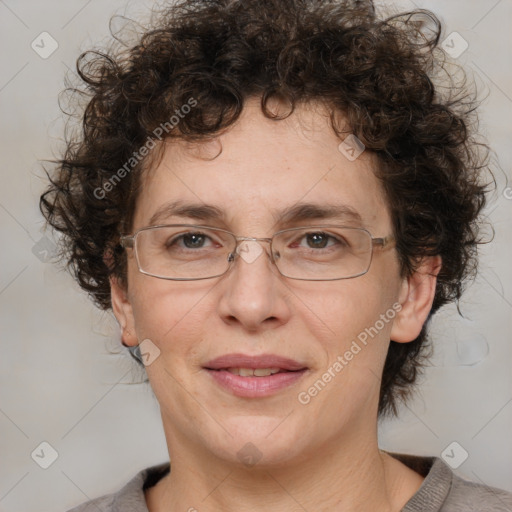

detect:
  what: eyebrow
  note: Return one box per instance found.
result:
[148,200,363,227]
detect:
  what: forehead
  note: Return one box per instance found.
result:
[133,98,391,234]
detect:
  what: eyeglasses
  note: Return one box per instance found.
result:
[120,224,395,281]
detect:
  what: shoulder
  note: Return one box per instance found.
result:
[444,472,512,512]
[65,462,170,512]
[387,451,512,512]
[66,494,114,512]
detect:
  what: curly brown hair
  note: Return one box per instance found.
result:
[39,0,491,417]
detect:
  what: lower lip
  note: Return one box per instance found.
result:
[204,369,308,397]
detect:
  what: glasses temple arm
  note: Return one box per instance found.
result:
[372,234,395,248]
[119,235,134,249]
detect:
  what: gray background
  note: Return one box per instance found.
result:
[0,1,511,511]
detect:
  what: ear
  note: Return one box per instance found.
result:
[110,275,138,347]
[390,255,442,343]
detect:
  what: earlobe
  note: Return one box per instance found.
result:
[110,275,138,347]
[390,256,442,343]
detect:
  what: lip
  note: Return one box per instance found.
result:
[203,353,308,398]
[203,353,307,371]
[205,369,308,397]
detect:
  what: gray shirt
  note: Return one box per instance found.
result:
[66,452,512,511]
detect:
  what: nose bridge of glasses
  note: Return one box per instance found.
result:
[234,236,273,243]
[230,235,279,266]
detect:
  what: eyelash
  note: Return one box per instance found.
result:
[167,231,345,251]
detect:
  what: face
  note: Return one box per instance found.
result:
[112,97,432,468]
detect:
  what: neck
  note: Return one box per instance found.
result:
[146,420,423,512]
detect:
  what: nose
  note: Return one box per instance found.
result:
[216,238,291,332]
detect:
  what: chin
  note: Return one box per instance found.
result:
[205,416,308,468]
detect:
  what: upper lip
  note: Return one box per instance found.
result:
[203,353,307,371]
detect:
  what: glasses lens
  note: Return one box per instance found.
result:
[135,226,234,279]
[273,226,372,280]
[133,225,373,280]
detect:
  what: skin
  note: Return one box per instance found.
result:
[111,96,441,512]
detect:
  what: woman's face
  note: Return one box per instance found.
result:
[113,98,410,467]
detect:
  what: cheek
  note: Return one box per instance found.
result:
[128,275,211,354]
[300,283,397,405]
[310,278,396,348]
[302,277,399,407]
[294,298,396,437]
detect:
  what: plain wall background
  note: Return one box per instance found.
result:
[0,1,511,511]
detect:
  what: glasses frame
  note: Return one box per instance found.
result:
[120,223,395,281]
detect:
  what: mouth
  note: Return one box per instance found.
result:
[203,354,308,397]
[220,367,289,376]
[204,353,307,371]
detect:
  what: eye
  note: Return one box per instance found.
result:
[304,232,335,249]
[292,231,346,250]
[167,231,216,250]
